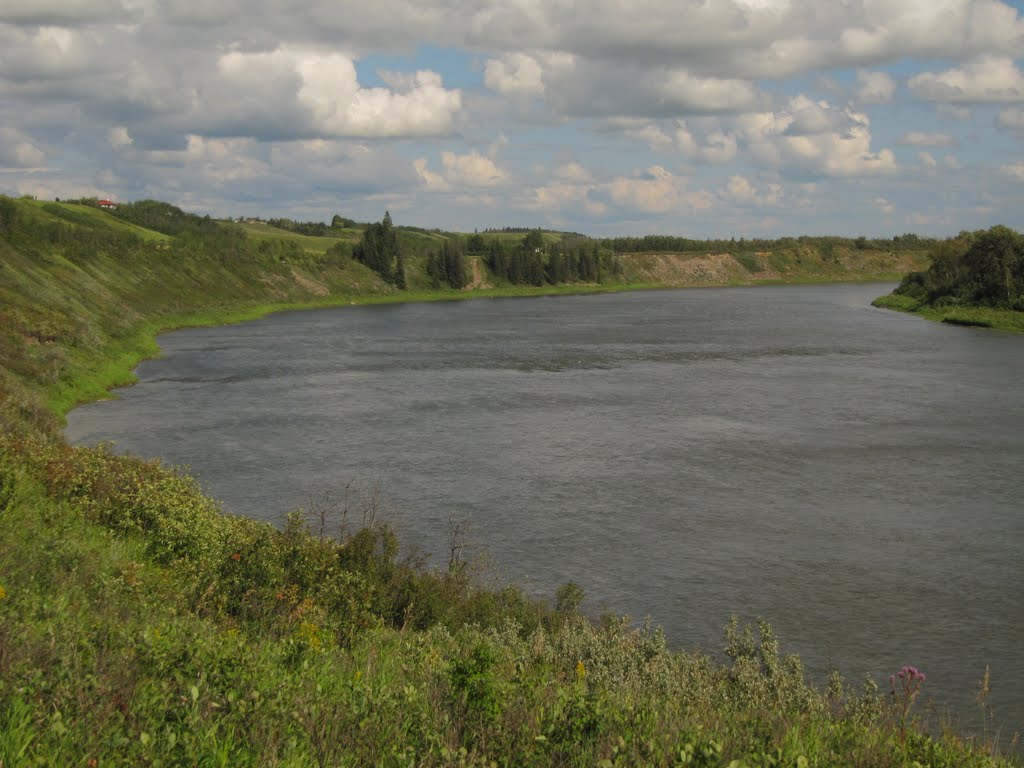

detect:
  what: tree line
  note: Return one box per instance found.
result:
[895,225,1024,310]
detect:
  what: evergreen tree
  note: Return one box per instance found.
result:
[353,212,401,284]
[394,250,407,290]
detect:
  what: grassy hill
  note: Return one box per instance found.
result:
[0,194,1012,766]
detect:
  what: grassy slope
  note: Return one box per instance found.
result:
[236,220,354,252]
[23,200,173,242]
[1,197,1015,766]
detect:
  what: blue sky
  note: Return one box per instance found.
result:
[2,0,1024,238]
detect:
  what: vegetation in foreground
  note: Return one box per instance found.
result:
[0,194,1018,765]
[873,226,1024,332]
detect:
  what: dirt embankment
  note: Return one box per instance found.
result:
[464,256,492,290]
[619,247,930,287]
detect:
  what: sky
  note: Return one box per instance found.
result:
[2,0,1024,238]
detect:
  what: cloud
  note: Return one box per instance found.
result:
[0,126,47,167]
[724,175,783,206]
[208,48,463,139]
[1000,162,1024,181]
[2,0,1024,235]
[0,25,113,84]
[740,96,897,178]
[605,165,715,214]
[856,70,895,104]
[909,55,1024,103]
[622,120,739,164]
[484,53,545,96]
[531,58,767,119]
[657,71,764,114]
[897,132,957,147]
[0,0,130,26]
[551,162,594,183]
[872,196,895,214]
[996,107,1024,133]
[530,181,608,217]
[415,151,510,191]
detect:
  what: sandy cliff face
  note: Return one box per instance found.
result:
[619,247,930,286]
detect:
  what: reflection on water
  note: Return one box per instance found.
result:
[67,284,1024,738]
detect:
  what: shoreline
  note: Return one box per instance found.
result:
[871,293,1024,333]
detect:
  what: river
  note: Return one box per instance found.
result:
[66,283,1024,738]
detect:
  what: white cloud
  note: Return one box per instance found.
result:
[909,55,1024,103]
[440,151,508,187]
[873,196,895,214]
[416,151,509,190]
[625,120,738,164]
[108,126,133,149]
[856,70,895,104]
[605,165,716,214]
[552,162,593,183]
[657,71,763,114]
[484,53,545,96]
[740,96,897,178]
[217,48,462,139]
[3,0,1024,235]
[898,132,957,147]
[531,181,608,217]
[725,175,783,206]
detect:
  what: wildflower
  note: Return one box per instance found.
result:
[230,552,241,561]
[0,583,6,600]
[575,660,586,679]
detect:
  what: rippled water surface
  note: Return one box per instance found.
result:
[67,284,1024,735]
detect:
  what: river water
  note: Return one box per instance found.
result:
[66,284,1024,737]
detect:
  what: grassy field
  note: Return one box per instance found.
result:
[1,194,1017,766]
[236,220,355,252]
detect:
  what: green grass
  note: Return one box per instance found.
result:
[872,293,1024,332]
[236,221,354,253]
[23,199,173,242]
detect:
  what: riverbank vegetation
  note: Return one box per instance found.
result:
[873,226,1024,332]
[1,193,1017,765]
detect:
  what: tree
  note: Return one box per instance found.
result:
[895,226,1024,310]
[466,233,485,253]
[353,212,401,284]
[427,237,468,289]
[522,229,545,253]
[0,195,18,237]
[394,251,407,290]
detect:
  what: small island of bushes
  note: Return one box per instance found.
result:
[874,225,1024,332]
